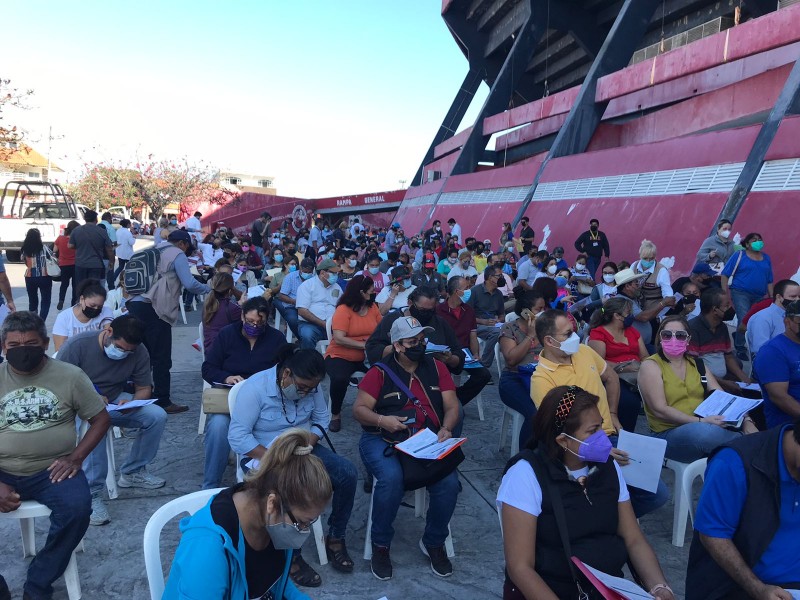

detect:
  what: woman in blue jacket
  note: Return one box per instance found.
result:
[162,428,332,600]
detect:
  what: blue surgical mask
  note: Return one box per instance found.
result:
[274,254,283,262]
[288,265,297,272]
[640,259,655,269]
[461,289,472,303]
[403,278,412,289]
[368,266,380,275]
[328,252,336,259]
[327,272,339,285]
[169,219,177,226]
[104,341,130,361]
[556,276,569,288]
[300,271,313,280]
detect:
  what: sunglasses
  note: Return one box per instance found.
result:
[660,330,689,341]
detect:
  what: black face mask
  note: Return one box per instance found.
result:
[82,306,102,319]
[683,294,699,304]
[403,344,427,362]
[590,225,599,232]
[6,346,46,372]
[721,306,736,321]
[623,314,636,329]
[410,306,435,325]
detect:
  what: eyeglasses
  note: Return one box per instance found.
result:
[286,509,319,532]
[660,330,689,341]
[291,375,318,396]
[244,318,265,327]
[402,337,427,348]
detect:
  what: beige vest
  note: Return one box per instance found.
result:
[143,245,183,325]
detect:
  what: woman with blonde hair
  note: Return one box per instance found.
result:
[202,272,241,352]
[163,428,333,600]
[631,239,673,312]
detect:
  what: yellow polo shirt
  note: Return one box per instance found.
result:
[530,344,615,436]
[473,254,488,273]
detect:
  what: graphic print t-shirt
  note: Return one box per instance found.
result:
[0,359,105,476]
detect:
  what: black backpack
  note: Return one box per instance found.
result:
[124,247,161,296]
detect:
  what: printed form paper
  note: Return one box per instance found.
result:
[395,428,466,460]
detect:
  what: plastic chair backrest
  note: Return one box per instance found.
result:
[325,316,333,341]
[143,488,224,600]
[227,379,247,415]
[198,322,205,360]
[505,312,518,323]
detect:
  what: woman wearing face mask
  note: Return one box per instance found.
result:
[498,386,675,600]
[587,297,649,432]
[269,255,296,296]
[438,249,459,277]
[52,279,113,352]
[570,254,595,295]
[540,257,559,280]
[499,288,547,442]
[336,249,359,290]
[353,316,462,581]
[21,227,53,321]
[695,219,736,267]
[324,275,382,432]
[446,249,477,281]
[358,253,390,295]
[500,222,514,246]
[163,428,333,600]
[201,298,289,491]
[202,273,241,353]
[228,346,357,587]
[721,232,774,361]
[638,316,758,463]
[631,240,674,313]
[233,254,260,295]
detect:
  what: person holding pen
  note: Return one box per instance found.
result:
[638,315,758,463]
[498,385,675,600]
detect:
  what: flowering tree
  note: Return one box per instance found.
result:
[0,78,34,161]
[70,156,237,220]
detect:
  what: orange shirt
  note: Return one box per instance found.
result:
[325,304,382,362]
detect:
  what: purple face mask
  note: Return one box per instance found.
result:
[564,431,612,463]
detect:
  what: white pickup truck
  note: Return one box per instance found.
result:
[0,180,88,262]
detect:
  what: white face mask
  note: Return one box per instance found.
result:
[575,263,586,271]
[547,265,557,275]
[554,332,581,356]
[603,273,616,284]
[719,229,731,239]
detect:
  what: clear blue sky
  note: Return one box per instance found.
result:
[4,0,487,197]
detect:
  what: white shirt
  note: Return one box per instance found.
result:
[296,276,340,322]
[309,226,323,248]
[450,223,462,242]
[447,264,478,281]
[115,227,136,260]
[52,306,114,338]
[198,243,224,267]
[632,260,674,298]
[350,223,363,238]
[185,216,203,243]
[496,459,629,518]
[376,284,415,311]
[598,283,618,300]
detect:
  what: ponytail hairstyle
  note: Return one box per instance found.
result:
[244,428,332,512]
[203,272,235,325]
[588,296,630,330]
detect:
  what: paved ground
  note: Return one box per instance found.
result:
[0,248,695,600]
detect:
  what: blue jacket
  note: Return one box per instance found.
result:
[162,493,308,600]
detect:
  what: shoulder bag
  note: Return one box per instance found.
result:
[44,246,61,279]
[375,362,464,491]
[726,251,744,287]
[202,385,231,414]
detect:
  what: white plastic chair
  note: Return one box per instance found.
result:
[143,488,223,600]
[363,477,454,560]
[0,500,83,599]
[178,288,188,325]
[315,317,333,356]
[227,380,327,566]
[198,322,210,435]
[663,457,708,547]
[499,406,524,458]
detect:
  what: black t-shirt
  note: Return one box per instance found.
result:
[520,226,535,252]
[211,485,284,599]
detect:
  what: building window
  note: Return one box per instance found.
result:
[28,172,40,178]
[225,177,241,185]
[257,179,273,188]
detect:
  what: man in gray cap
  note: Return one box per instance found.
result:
[126,229,211,413]
[296,257,341,349]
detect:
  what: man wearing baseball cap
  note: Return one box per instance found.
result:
[411,252,445,296]
[296,257,341,349]
[126,229,211,413]
[615,268,675,347]
[376,265,416,315]
[354,315,462,580]
[672,262,717,295]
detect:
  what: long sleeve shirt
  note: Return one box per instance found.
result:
[746,302,786,354]
[202,322,288,384]
[574,230,610,258]
[228,366,330,455]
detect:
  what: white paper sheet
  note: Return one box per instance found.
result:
[694,390,762,423]
[106,398,158,412]
[425,343,450,354]
[736,381,761,392]
[583,563,653,599]
[247,285,266,298]
[786,590,800,599]
[394,428,466,460]
[616,430,667,494]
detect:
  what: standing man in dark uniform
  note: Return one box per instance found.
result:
[574,218,610,281]
[518,216,535,255]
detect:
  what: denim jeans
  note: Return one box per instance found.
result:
[586,255,601,281]
[475,325,501,367]
[730,288,763,354]
[203,413,231,489]
[298,321,327,350]
[273,298,299,336]
[359,432,460,548]
[25,275,53,321]
[609,435,670,518]
[652,422,741,463]
[126,301,174,406]
[0,468,91,599]
[111,258,128,287]
[312,444,357,540]
[499,371,536,447]
[83,395,167,495]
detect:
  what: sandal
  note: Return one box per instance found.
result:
[326,537,354,573]
[290,554,321,588]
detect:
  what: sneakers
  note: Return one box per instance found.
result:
[118,469,166,489]
[370,544,392,580]
[90,494,110,526]
[419,539,453,577]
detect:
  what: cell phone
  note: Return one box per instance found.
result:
[520,308,534,321]
[404,416,417,425]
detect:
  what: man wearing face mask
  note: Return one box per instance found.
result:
[574,218,611,280]
[0,312,110,600]
[436,277,491,406]
[747,279,800,356]
[275,257,315,338]
[615,268,675,348]
[58,315,167,526]
[375,266,417,316]
[411,253,445,297]
[688,288,753,393]
[466,265,505,369]
[127,230,211,414]
[423,219,442,247]
[296,258,341,350]
[531,310,670,518]
[517,249,546,290]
